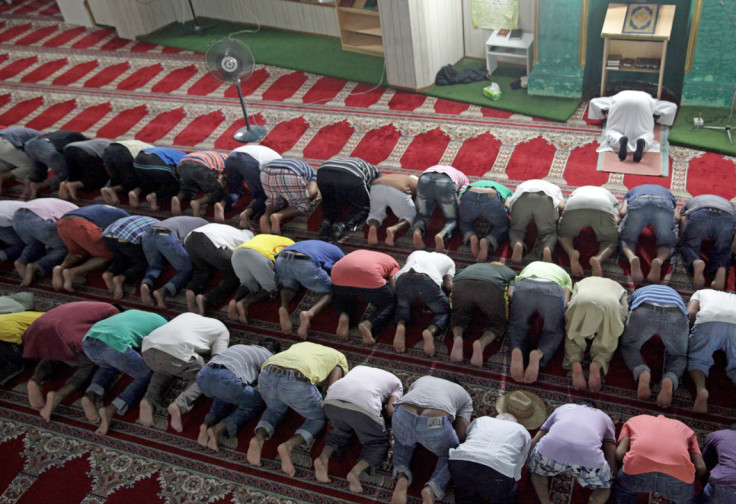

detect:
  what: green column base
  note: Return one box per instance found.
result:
[682,81,736,108]
[528,64,584,98]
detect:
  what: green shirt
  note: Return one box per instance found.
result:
[454,263,517,290]
[263,341,349,384]
[460,180,513,201]
[515,261,573,291]
[84,310,167,352]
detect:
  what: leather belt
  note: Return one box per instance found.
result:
[151,227,172,235]
[265,364,310,382]
[280,251,310,260]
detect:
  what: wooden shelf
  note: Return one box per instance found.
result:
[336,0,383,56]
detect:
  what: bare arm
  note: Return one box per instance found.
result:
[442,274,453,293]
[453,416,470,443]
[687,299,700,327]
[563,288,571,310]
[384,395,400,418]
[529,429,548,454]
[619,200,628,218]
[616,436,631,464]
[507,285,514,298]
[388,276,396,293]
[326,365,344,387]
[692,452,707,478]
[604,441,618,474]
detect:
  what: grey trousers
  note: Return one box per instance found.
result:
[509,192,559,254]
[142,347,204,414]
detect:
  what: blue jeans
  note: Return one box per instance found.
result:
[141,230,193,296]
[680,209,736,275]
[391,406,459,500]
[274,254,332,294]
[619,304,689,388]
[25,138,68,188]
[12,209,67,275]
[224,151,266,215]
[196,365,266,438]
[254,367,325,447]
[412,172,459,240]
[701,483,736,504]
[82,338,151,415]
[507,279,565,368]
[395,273,450,332]
[0,225,25,262]
[619,195,677,256]
[615,470,696,504]
[458,191,509,251]
[688,321,736,383]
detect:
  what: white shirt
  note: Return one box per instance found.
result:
[230,145,282,166]
[141,312,230,361]
[449,416,532,480]
[0,200,25,227]
[564,185,619,216]
[506,179,564,210]
[691,289,736,326]
[324,365,403,417]
[186,223,254,250]
[395,250,456,287]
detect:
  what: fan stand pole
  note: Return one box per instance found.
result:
[233,82,267,143]
[187,0,210,35]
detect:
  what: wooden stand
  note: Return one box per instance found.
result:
[600,3,675,99]
[335,0,383,56]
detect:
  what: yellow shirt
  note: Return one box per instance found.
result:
[234,234,295,262]
[0,311,44,344]
[263,342,349,384]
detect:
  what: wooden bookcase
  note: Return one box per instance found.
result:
[336,0,383,56]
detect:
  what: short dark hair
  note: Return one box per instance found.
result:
[258,337,281,355]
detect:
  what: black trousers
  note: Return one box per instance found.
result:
[184,232,239,310]
[449,459,517,504]
[317,167,370,227]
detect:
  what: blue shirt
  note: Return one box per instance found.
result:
[65,204,129,228]
[623,184,676,208]
[264,158,317,183]
[142,147,187,167]
[0,127,41,148]
[103,216,159,244]
[278,240,344,271]
[628,285,687,315]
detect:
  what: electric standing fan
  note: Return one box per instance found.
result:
[204,38,267,143]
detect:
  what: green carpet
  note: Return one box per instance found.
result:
[669,105,736,157]
[142,19,579,122]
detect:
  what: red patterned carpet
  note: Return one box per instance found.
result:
[0,1,735,503]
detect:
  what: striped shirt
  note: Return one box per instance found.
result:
[207,344,273,385]
[180,151,228,173]
[704,429,736,486]
[319,157,381,193]
[103,215,159,244]
[628,285,686,315]
[263,158,317,183]
[423,165,470,194]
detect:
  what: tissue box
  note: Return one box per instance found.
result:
[483,84,502,101]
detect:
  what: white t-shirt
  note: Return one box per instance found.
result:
[506,179,565,210]
[449,416,531,480]
[691,289,736,325]
[395,250,456,287]
[186,223,254,250]
[564,185,619,216]
[142,312,230,362]
[324,365,403,417]
[231,145,282,167]
[0,200,25,227]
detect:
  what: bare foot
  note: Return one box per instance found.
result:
[542,246,553,263]
[589,256,603,277]
[469,234,479,259]
[391,476,409,504]
[28,180,40,200]
[95,405,116,435]
[270,214,281,235]
[336,313,350,340]
[385,227,396,247]
[101,187,120,206]
[347,470,364,493]
[168,403,183,432]
[657,377,674,408]
[450,337,464,363]
[412,229,424,249]
[510,348,524,382]
[367,225,378,245]
[511,242,523,263]
[570,250,584,278]
[67,183,79,201]
[279,306,293,334]
[139,398,155,428]
[140,283,154,306]
[102,271,115,293]
[692,260,706,289]
[572,361,587,391]
[39,391,58,422]
[434,233,446,253]
[358,321,375,345]
[246,437,263,466]
[171,196,182,216]
[14,259,27,280]
[214,202,225,223]
[112,275,125,299]
[146,193,159,211]
[477,238,489,263]
[637,370,652,400]
[421,329,435,357]
[21,262,38,287]
[297,311,311,340]
[185,290,197,313]
[421,486,436,504]
[62,268,75,292]
[470,340,486,367]
[712,267,727,291]
[81,396,100,424]
[51,265,64,290]
[277,443,296,477]
[236,300,248,324]
[195,294,206,316]
[588,362,602,393]
[190,200,204,217]
[227,300,239,320]
[206,427,220,451]
[58,181,70,200]
[314,457,330,483]
[239,211,253,230]
[197,424,210,448]
[647,258,662,283]
[393,324,406,353]
[27,379,45,409]
[153,288,167,309]
[523,349,542,383]
[693,388,709,413]
[128,190,140,208]
[629,256,643,284]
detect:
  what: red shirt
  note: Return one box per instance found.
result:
[331,250,399,289]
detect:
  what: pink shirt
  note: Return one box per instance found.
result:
[23,198,78,222]
[331,250,399,289]
[619,415,701,483]
[423,165,470,194]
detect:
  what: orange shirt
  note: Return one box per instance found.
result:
[331,250,399,289]
[619,415,701,483]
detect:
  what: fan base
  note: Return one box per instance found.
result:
[234,125,267,143]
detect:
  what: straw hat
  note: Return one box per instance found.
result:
[495,390,547,430]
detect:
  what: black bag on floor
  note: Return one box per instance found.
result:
[435,64,487,85]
